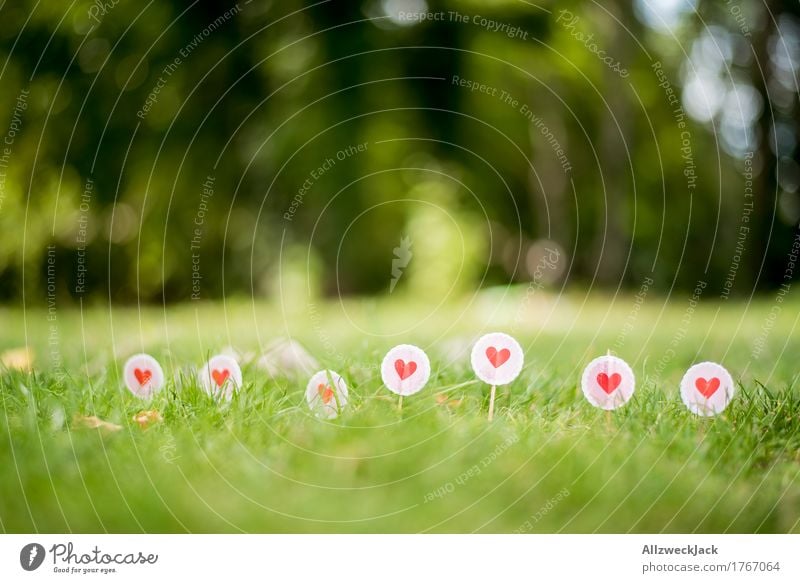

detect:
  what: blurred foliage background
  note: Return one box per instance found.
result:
[0,0,798,304]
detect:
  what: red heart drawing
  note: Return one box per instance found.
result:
[134,368,152,386]
[695,377,720,398]
[318,383,335,404]
[394,359,417,380]
[596,372,622,394]
[211,369,230,387]
[486,347,511,368]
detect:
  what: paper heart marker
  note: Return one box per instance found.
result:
[394,359,418,380]
[211,368,230,387]
[471,332,524,421]
[382,345,431,409]
[317,383,335,404]
[596,372,622,394]
[123,354,165,398]
[199,355,242,401]
[134,368,152,387]
[486,346,511,368]
[306,370,349,419]
[581,355,635,410]
[471,333,524,386]
[695,376,720,398]
[680,362,735,416]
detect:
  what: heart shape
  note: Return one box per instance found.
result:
[486,347,511,368]
[134,368,152,386]
[394,359,417,380]
[695,377,720,398]
[211,369,230,387]
[317,383,335,404]
[596,372,622,394]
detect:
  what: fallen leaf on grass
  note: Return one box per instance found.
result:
[132,410,163,429]
[73,415,122,433]
[435,393,463,408]
[1,347,34,371]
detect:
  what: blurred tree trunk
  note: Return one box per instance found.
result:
[592,0,634,285]
[748,0,800,288]
[749,11,775,289]
[527,79,570,249]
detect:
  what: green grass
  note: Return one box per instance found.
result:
[1,289,799,533]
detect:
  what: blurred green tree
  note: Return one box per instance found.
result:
[0,0,796,304]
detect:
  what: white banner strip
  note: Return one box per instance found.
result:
[1,534,798,582]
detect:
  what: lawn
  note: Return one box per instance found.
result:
[1,288,799,533]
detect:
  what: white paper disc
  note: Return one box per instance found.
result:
[470,332,524,386]
[199,354,243,400]
[680,361,735,416]
[123,353,165,398]
[380,344,431,396]
[306,370,349,419]
[581,355,635,410]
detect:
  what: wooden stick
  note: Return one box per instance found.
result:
[398,395,403,412]
[697,417,707,443]
[488,384,497,422]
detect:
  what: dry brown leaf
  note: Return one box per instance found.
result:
[73,414,122,433]
[1,347,34,371]
[132,410,163,429]
[435,393,463,408]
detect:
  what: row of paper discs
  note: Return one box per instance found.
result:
[123,332,734,419]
